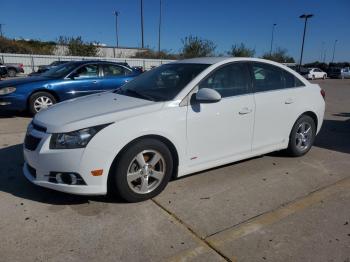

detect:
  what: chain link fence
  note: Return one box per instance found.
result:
[0,53,175,74]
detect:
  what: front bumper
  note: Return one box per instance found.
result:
[23,127,113,195]
[0,93,27,111]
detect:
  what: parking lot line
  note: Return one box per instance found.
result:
[152,199,229,261]
[206,176,350,247]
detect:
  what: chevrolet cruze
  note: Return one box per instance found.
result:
[23,57,325,202]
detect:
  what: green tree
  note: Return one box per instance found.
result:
[262,48,295,63]
[180,35,216,58]
[227,43,255,57]
[57,36,99,57]
[132,49,179,60]
[0,37,55,55]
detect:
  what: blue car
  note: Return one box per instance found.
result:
[0,60,141,114]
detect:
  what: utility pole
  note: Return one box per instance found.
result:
[269,23,276,56]
[299,14,313,69]
[114,11,119,48]
[320,41,325,61]
[158,0,162,55]
[0,23,4,38]
[331,39,338,63]
[140,0,144,48]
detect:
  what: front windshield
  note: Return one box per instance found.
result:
[115,63,209,101]
[41,62,77,78]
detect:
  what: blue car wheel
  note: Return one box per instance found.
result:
[29,91,57,115]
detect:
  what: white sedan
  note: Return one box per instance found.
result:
[307,68,327,80]
[23,57,325,202]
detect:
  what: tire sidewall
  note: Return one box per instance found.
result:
[7,69,16,77]
[288,115,316,156]
[111,139,173,202]
[29,92,56,115]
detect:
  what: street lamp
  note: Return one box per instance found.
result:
[140,0,144,48]
[114,11,119,48]
[269,23,277,56]
[158,0,162,55]
[331,39,338,63]
[299,14,313,69]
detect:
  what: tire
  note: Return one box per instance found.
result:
[110,138,173,202]
[7,68,17,77]
[286,115,316,157]
[28,91,57,115]
[323,74,326,80]
[312,75,315,80]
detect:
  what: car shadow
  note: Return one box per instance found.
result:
[0,110,32,119]
[0,144,126,205]
[314,114,350,154]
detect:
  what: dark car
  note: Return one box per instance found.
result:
[0,66,7,79]
[0,62,24,77]
[0,60,141,114]
[28,61,70,76]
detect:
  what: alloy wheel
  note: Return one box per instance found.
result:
[33,96,53,112]
[126,150,166,194]
[295,122,312,151]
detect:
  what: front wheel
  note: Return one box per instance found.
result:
[29,92,57,115]
[110,138,173,202]
[286,115,316,157]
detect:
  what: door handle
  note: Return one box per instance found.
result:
[285,98,294,104]
[239,107,252,115]
[92,80,98,84]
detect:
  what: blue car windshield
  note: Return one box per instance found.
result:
[115,63,209,101]
[41,63,77,78]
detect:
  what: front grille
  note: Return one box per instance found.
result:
[27,164,37,179]
[24,135,41,151]
[32,122,47,133]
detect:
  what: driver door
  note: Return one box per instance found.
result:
[64,64,101,98]
[186,62,255,167]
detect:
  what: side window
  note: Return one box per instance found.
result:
[74,64,98,79]
[198,63,250,98]
[103,64,126,77]
[283,70,305,88]
[252,63,284,92]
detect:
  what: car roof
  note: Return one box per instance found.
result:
[172,57,288,65]
[65,60,130,67]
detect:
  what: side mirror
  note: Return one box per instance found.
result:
[195,88,221,103]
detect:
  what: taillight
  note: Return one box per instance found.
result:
[320,89,326,100]
[19,64,23,68]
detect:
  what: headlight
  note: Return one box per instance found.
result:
[49,124,110,149]
[0,87,16,95]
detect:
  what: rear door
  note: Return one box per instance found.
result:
[250,62,305,151]
[101,64,136,91]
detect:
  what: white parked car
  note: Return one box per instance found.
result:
[307,68,327,80]
[23,58,326,202]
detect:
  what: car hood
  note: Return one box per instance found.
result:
[34,91,162,133]
[0,76,56,88]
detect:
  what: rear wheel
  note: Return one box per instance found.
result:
[286,115,316,157]
[312,75,316,80]
[7,68,17,77]
[29,92,56,115]
[110,138,173,202]
[323,74,326,80]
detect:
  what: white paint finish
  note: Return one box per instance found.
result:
[23,57,325,195]
[187,94,255,166]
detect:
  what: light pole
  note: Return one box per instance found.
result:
[0,23,4,38]
[269,23,276,55]
[114,11,119,48]
[299,14,313,69]
[158,0,162,55]
[140,0,144,48]
[320,41,325,61]
[331,39,338,63]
